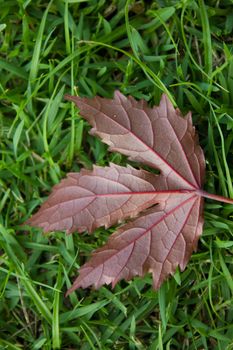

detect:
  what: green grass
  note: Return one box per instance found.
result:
[1,0,233,348]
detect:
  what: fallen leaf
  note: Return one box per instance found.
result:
[26,91,233,294]
[67,193,204,294]
[27,164,164,233]
[65,92,205,189]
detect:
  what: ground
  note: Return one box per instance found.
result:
[1,0,233,349]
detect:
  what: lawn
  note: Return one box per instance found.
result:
[1,0,233,349]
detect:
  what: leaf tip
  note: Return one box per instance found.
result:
[64,94,77,102]
[65,286,75,297]
[113,90,124,100]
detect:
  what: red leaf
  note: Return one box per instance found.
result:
[27,92,233,293]
[65,92,205,189]
[27,164,163,233]
[67,194,204,294]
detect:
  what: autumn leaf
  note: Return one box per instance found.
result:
[67,194,204,294]
[26,91,233,294]
[27,164,165,233]
[65,92,205,189]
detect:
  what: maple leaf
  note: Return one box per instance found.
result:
[27,164,164,233]
[26,91,233,295]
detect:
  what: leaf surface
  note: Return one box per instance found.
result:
[67,194,204,294]
[65,92,205,189]
[27,164,164,233]
[27,92,233,293]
